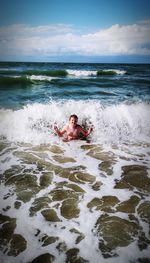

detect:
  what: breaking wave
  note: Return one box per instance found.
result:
[0,100,149,144]
[0,69,126,83]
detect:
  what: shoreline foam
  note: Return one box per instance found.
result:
[0,140,150,263]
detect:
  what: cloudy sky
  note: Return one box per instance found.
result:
[0,0,150,62]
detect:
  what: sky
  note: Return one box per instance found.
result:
[0,0,150,63]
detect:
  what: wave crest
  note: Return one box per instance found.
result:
[97,69,126,75]
[67,69,126,77]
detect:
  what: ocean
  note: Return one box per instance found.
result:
[0,62,150,263]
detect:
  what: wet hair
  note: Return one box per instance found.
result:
[69,114,78,120]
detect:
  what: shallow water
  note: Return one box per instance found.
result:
[0,62,150,262]
[0,140,150,263]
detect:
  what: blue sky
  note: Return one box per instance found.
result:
[0,0,150,62]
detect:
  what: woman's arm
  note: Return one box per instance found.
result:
[79,126,93,137]
[54,125,66,137]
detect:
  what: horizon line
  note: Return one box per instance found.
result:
[0,60,150,65]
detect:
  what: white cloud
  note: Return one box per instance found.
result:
[0,22,150,58]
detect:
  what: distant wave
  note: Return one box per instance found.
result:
[0,76,34,85]
[0,75,59,86]
[0,68,127,80]
[66,69,97,77]
[97,69,126,75]
[0,69,127,86]
[67,69,126,77]
[23,69,68,77]
[29,75,58,81]
[0,69,68,77]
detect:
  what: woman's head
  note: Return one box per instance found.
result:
[69,114,78,120]
[69,114,78,125]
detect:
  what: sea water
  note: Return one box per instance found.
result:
[0,62,150,263]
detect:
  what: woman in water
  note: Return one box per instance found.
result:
[54,114,93,141]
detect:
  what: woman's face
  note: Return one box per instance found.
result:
[69,117,78,127]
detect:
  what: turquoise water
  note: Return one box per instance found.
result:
[0,62,150,109]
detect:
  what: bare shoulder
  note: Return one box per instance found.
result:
[61,124,68,132]
[64,124,69,129]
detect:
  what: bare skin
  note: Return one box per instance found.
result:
[54,116,93,141]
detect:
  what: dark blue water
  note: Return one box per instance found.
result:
[0,62,150,109]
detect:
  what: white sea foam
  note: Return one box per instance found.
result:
[28,75,58,81]
[67,69,126,77]
[0,109,150,263]
[0,138,149,263]
[0,100,149,144]
[67,69,97,77]
[104,69,126,75]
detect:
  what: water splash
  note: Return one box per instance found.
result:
[0,100,149,144]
